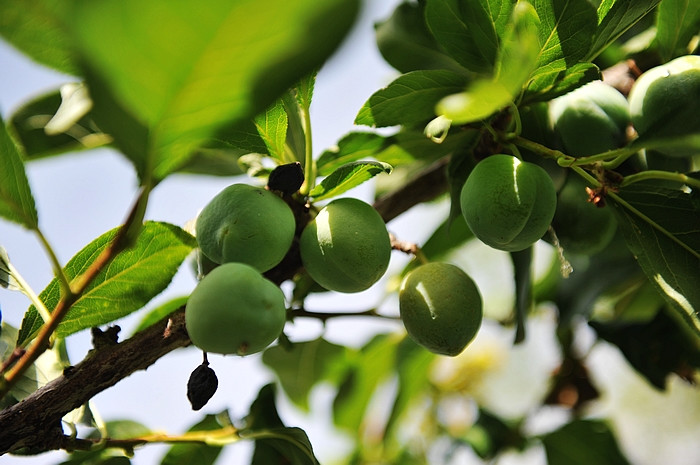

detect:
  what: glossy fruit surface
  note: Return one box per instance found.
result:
[299,198,391,293]
[185,263,286,355]
[549,80,630,157]
[552,176,617,255]
[628,55,700,156]
[195,183,295,272]
[399,262,482,356]
[460,155,556,252]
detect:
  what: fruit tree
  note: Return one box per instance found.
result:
[0,1,699,464]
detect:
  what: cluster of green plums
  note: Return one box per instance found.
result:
[184,55,699,359]
[462,55,700,255]
[185,184,393,356]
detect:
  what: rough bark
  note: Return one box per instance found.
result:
[0,157,450,455]
[0,309,190,455]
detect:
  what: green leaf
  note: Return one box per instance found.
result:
[591,309,700,389]
[131,296,188,336]
[18,221,196,346]
[445,133,480,222]
[0,115,38,229]
[68,0,359,181]
[309,161,393,201]
[511,248,534,343]
[262,338,349,410]
[176,147,246,177]
[0,322,65,410]
[588,0,662,60]
[523,62,601,104]
[213,119,269,155]
[374,0,464,74]
[383,337,434,442]
[437,78,513,124]
[495,0,542,97]
[333,333,399,431]
[656,0,700,62]
[355,70,469,128]
[246,384,320,465]
[542,419,630,465]
[254,100,288,162]
[424,0,503,74]
[8,88,108,161]
[0,0,78,75]
[317,132,389,176]
[611,183,700,339]
[555,232,643,326]
[294,72,317,113]
[534,0,597,68]
[160,415,223,465]
[283,92,307,164]
[250,427,319,465]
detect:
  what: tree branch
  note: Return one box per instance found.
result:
[0,308,190,455]
[0,157,449,457]
[373,157,449,223]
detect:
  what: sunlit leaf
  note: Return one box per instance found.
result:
[523,62,601,104]
[355,70,469,128]
[18,222,196,346]
[437,79,513,125]
[0,115,38,229]
[534,0,597,68]
[68,0,359,181]
[588,0,661,60]
[309,161,392,201]
[254,100,288,161]
[495,0,541,97]
[317,132,388,175]
[611,182,700,339]
[656,0,700,62]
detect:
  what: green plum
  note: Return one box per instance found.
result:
[195,183,295,272]
[549,80,630,157]
[628,55,700,157]
[400,262,482,356]
[185,263,286,355]
[460,155,556,252]
[299,198,391,293]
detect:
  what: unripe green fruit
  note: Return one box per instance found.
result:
[195,183,295,272]
[399,263,482,356]
[552,176,617,255]
[549,80,630,157]
[185,263,286,355]
[460,155,557,252]
[300,198,391,293]
[628,55,700,157]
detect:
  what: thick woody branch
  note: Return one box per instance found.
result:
[0,308,190,455]
[0,156,450,457]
